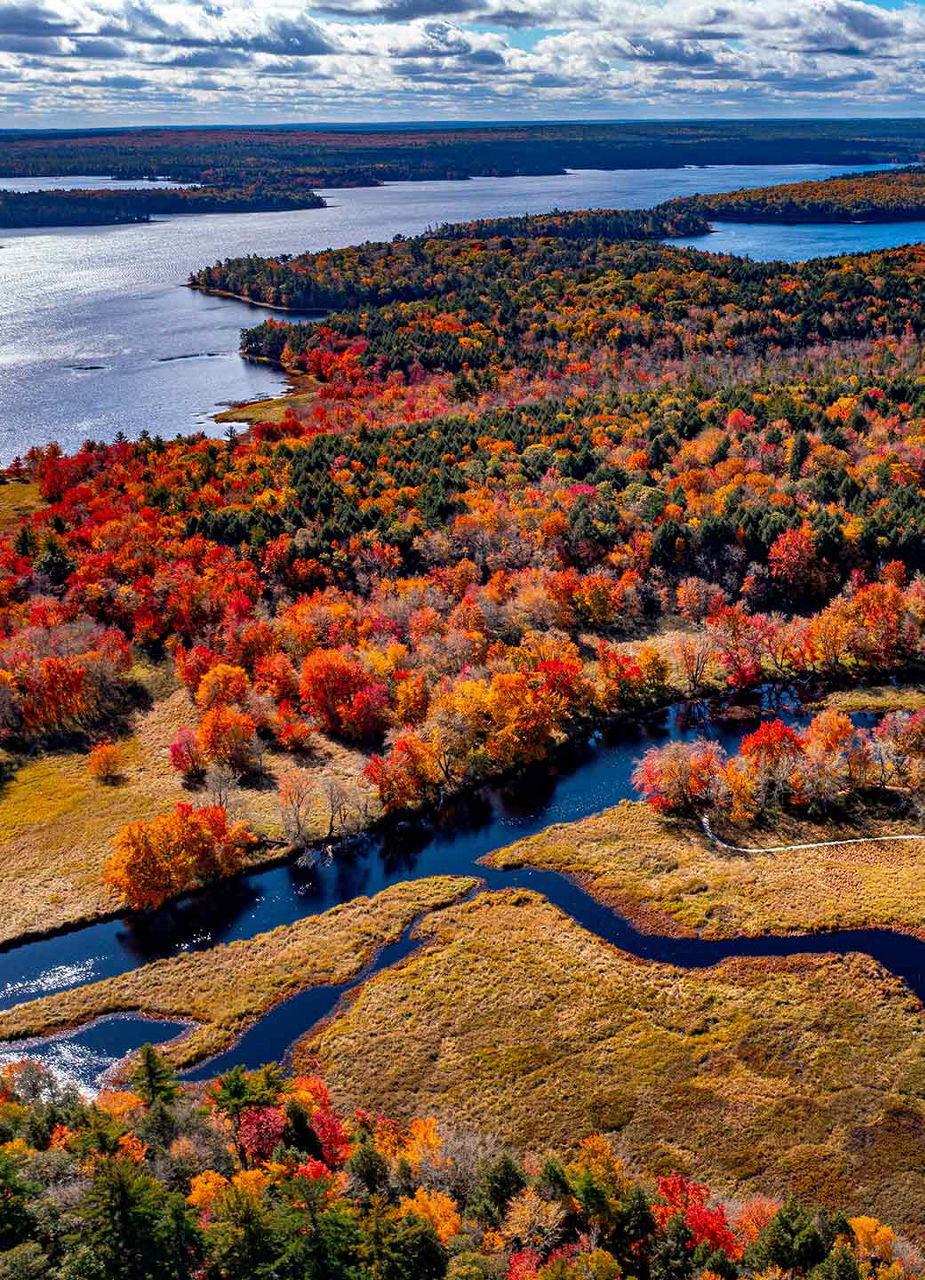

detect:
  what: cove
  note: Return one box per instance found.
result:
[0,162,901,461]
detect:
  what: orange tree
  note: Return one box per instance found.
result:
[104,803,255,911]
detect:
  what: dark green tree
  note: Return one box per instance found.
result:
[77,1157,199,1280]
[466,1152,526,1228]
[0,1153,35,1253]
[650,1213,695,1280]
[131,1045,180,1107]
[357,1198,445,1280]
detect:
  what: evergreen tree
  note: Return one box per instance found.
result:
[0,1153,35,1253]
[466,1152,526,1228]
[131,1045,180,1107]
[650,1214,695,1280]
[77,1158,198,1280]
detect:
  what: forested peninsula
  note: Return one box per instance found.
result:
[0,183,325,229]
[680,164,925,224]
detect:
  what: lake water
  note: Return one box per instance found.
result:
[0,176,198,193]
[0,161,908,462]
[675,217,925,261]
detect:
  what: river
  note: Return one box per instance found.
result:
[0,161,908,463]
[6,695,925,1093]
[5,160,925,1089]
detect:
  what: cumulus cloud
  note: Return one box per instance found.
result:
[3,0,925,123]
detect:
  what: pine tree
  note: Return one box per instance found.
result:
[131,1045,180,1107]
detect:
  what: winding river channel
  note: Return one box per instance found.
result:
[4,694,925,1091]
[6,160,925,1089]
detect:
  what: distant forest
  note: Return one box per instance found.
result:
[0,183,325,228]
[4,119,925,187]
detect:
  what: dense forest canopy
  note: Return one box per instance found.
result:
[0,1051,904,1280]
[7,157,925,1280]
[7,174,925,830]
[7,120,925,229]
[3,119,925,184]
[680,165,925,224]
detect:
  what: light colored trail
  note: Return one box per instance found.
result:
[701,816,925,854]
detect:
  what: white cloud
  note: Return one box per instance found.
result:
[4,0,925,123]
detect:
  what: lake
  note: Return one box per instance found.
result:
[0,161,910,462]
[674,217,925,261]
[0,176,199,193]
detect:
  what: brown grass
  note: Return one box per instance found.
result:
[825,684,925,714]
[0,479,42,533]
[215,376,319,426]
[0,876,476,1069]
[487,800,925,938]
[0,668,379,945]
[299,888,925,1242]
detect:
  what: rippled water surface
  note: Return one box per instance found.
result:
[0,161,905,461]
[674,216,925,261]
[0,1015,188,1093]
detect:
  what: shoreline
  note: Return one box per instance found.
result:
[188,282,328,316]
[2,668,924,960]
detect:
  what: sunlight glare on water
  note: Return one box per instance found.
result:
[0,162,907,460]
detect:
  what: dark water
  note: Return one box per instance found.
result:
[0,697,798,1010]
[0,162,902,462]
[5,695,921,1091]
[182,873,925,1082]
[6,159,925,1085]
[0,1015,188,1092]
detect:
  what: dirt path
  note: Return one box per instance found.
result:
[701,816,925,853]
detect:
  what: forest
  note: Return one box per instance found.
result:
[5,119,925,186]
[0,1048,903,1280]
[0,184,325,228]
[682,166,925,224]
[11,181,925,906]
[8,169,925,1269]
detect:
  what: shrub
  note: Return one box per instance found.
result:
[103,803,255,911]
[169,727,206,781]
[87,740,122,784]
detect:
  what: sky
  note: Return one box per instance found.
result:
[4,0,925,128]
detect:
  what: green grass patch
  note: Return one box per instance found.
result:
[215,377,319,426]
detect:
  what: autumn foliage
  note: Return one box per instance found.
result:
[0,1051,906,1280]
[103,803,255,911]
[634,703,925,824]
[10,187,925,839]
[87,739,122,783]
